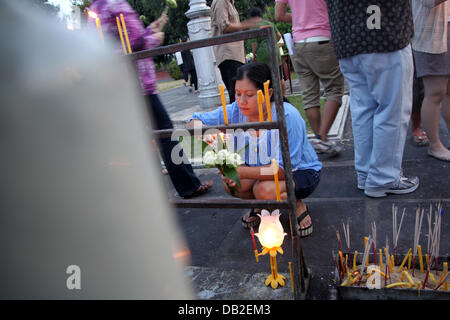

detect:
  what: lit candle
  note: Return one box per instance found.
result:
[219,84,228,125]
[257,90,264,122]
[120,13,132,54]
[116,17,127,55]
[418,245,424,274]
[272,159,281,202]
[263,80,272,122]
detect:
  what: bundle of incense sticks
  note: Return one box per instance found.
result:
[392,205,406,264]
[334,202,448,292]
[412,206,424,276]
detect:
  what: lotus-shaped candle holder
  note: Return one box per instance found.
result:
[255,210,287,289]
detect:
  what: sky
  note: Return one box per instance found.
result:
[48,0,74,17]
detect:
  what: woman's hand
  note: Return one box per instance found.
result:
[150,13,168,33]
[221,175,237,188]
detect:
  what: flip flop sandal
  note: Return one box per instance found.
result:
[412,133,429,147]
[297,208,313,238]
[183,181,213,199]
[241,208,261,229]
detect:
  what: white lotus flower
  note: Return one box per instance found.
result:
[226,153,243,168]
[216,149,229,165]
[203,150,217,166]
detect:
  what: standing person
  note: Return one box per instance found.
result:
[181,37,199,93]
[248,7,286,97]
[275,0,344,156]
[412,0,450,161]
[88,0,213,198]
[325,0,419,197]
[211,0,259,103]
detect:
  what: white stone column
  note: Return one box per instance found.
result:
[186,0,221,109]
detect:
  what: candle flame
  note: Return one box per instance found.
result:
[87,10,98,19]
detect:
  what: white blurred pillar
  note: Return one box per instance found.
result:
[186,0,221,109]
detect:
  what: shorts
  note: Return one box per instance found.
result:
[293,169,321,199]
[291,41,344,109]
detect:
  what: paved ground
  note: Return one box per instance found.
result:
[158,80,449,300]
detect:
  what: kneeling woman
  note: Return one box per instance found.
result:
[187,63,321,237]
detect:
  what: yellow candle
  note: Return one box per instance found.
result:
[219,84,228,125]
[418,245,424,274]
[116,17,127,54]
[391,255,395,268]
[443,262,448,291]
[339,251,345,273]
[383,248,393,273]
[263,80,272,122]
[289,262,294,293]
[429,272,437,284]
[407,250,412,271]
[353,251,358,272]
[417,281,421,296]
[402,270,415,286]
[379,249,383,270]
[272,159,281,202]
[257,90,264,122]
[95,17,104,43]
[120,13,132,54]
[398,248,412,271]
[386,282,412,289]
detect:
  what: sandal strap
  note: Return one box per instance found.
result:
[296,207,310,224]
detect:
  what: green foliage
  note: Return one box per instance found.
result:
[166,60,183,80]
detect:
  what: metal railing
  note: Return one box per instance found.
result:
[129,27,309,300]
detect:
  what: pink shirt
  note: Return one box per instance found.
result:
[276,0,331,42]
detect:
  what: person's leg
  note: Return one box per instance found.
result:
[361,45,417,194]
[191,68,199,92]
[339,56,378,189]
[145,94,208,197]
[422,75,450,159]
[291,43,322,136]
[311,41,344,142]
[411,62,428,146]
[318,100,341,142]
[442,78,450,148]
[218,60,243,103]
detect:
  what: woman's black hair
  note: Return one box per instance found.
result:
[231,62,286,102]
[249,7,263,18]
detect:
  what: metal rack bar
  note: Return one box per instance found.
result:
[129,27,309,300]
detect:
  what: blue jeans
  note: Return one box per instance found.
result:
[145,94,201,197]
[338,45,413,190]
